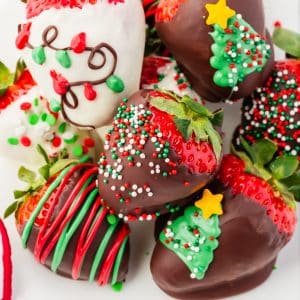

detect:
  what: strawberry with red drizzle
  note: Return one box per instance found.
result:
[5,151,130,289]
[150,138,297,300]
[98,90,223,221]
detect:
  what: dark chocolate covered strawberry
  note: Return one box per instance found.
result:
[5,150,130,289]
[151,139,297,300]
[154,0,274,102]
[234,59,300,161]
[98,90,223,221]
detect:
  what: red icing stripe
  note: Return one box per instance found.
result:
[72,198,108,280]
[97,225,130,285]
[0,219,12,300]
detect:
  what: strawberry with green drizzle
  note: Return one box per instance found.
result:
[150,139,297,300]
[5,148,130,289]
[98,89,223,221]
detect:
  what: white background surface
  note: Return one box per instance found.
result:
[0,1,299,299]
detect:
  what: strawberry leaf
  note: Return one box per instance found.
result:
[14,59,26,82]
[14,189,29,199]
[248,138,277,166]
[203,120,222,161]
[269,155,299,180]
[4,201,19,218]
[0,61,14,96]
[150,97,187,119]
[39,165,50,181]
[240,137,256,162]
[211,109,224,127]
[231,144,258,176]
[37,144,50,164]
[18,166,36,184]
[289,185,300,202]
[180,96,212,118]
[50,159,76,177]
[174,118,191,141]
[273,27,300,58]
[189,120,208,142]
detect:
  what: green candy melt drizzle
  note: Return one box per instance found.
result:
[111,237,128,285]
[210,14,271,90]
[159,205,221,280]
[51,185,97,272]
[89,221,119,282]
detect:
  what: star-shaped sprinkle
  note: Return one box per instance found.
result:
[194,189,223,219]
[205,0,236,29]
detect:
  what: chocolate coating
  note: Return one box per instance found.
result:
[151,181,289,299]
[98,90,221,220]
[18,166,130,284]
[156,0,275,102]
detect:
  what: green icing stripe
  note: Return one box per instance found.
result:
[89,221,119,282]
[159,206,221,280]
[51,186,98,272]
[111,237,128,285]
[22,164,77,248]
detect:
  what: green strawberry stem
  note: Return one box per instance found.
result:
[4,145,89,219]
[150,92,223,161]
[273,26,300,59]
[232,137,299,207]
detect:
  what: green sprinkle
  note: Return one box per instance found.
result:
[58,123,67,134]
[72,145,83,157]
[33,98,39,106]
[50,99,61,113]
[107,214,118,225]
[7,137,19,145]
[56,50,72,68]
[28,113,39,125]
[106,75,125,93]
[112,282,123,292]
[64,135,78,145]
[32,46,46,65]
[46,114,57,126]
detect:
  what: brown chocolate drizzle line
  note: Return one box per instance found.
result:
[22,25,118,129]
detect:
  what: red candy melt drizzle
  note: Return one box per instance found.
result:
[0,219,12,300]
[21,163,129,285]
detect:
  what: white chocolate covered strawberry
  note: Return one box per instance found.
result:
[0,62,98,166]
[17,0,145,129]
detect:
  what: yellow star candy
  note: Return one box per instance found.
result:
[194,189,224,220]
[205,0,236,29]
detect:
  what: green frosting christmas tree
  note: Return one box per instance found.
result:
[206,0,271,90]
[159,189,223,280]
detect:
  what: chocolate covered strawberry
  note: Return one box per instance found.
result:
[5,151,130,289]
[151,139,297,300]
[0,61,98,166]
[154,0,274,102]
[17,0,145,129]
[234,59,300,161]
[98,89,223,221]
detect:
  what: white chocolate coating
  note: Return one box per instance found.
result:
[0,86,98,166]
[20,1,145,129]
[141,56,201,102]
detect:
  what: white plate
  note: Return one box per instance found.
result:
[0,1,299,299]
